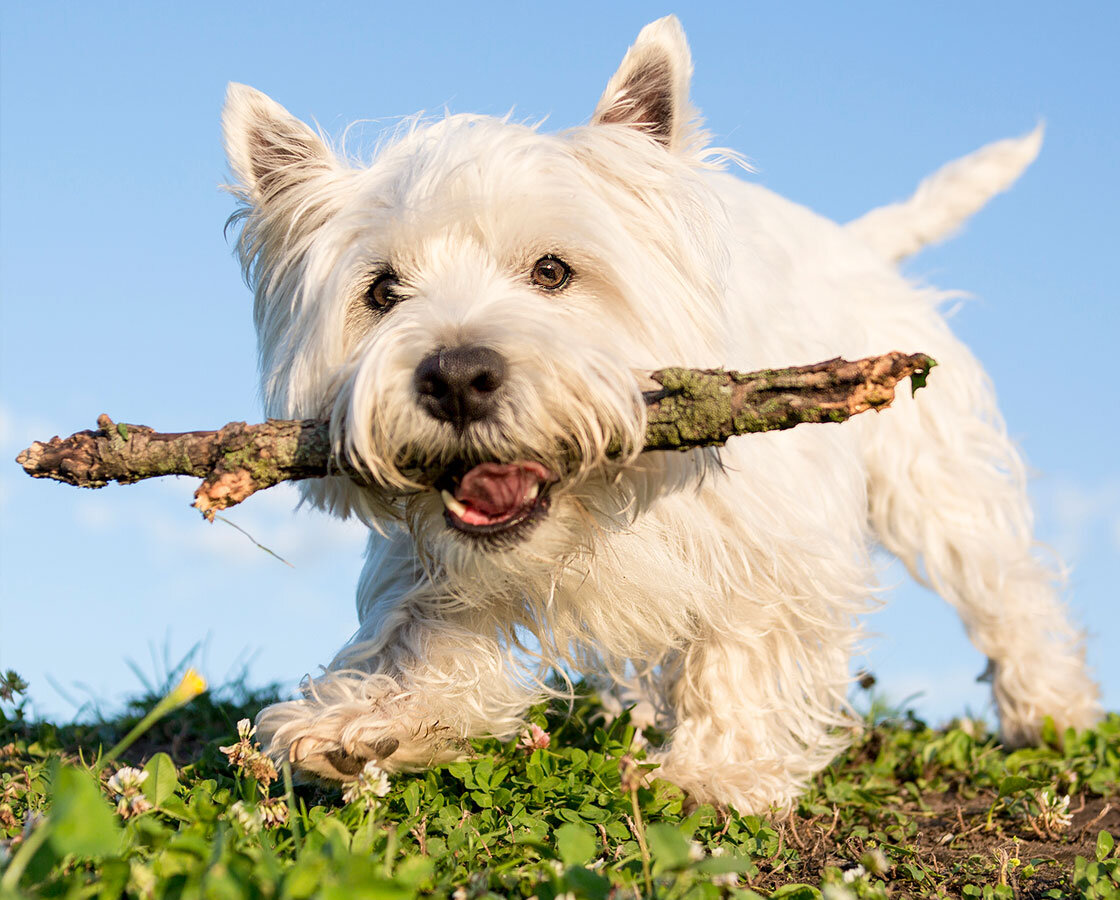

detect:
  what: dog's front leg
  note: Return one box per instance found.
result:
[255,606,538,781]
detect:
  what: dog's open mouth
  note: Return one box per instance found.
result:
[435,460,557,539]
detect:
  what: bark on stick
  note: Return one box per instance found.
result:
[15,351,934,517]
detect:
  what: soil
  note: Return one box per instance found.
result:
[753,790,1117,898]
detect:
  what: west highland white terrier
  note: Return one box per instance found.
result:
[221,16,1099,813]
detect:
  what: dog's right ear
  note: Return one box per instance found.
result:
[222,83,336,203]
[591,16,698,153]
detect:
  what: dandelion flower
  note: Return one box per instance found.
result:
[168,668,207,706]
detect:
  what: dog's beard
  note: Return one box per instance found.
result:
[296,325,654,566]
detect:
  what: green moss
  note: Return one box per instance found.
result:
[646,368,736,449]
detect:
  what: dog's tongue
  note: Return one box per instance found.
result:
[454,461,553,525]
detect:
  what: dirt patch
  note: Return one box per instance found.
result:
[749,790,1117,897]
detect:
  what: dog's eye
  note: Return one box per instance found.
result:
[366,271,401,311]
[530,256,571,291]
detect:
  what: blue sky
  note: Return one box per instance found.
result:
[1,2,1116,723]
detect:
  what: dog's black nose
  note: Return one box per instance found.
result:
[414,345,508,430]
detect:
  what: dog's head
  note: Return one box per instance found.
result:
[222,17,730,573]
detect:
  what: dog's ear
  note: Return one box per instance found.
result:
[591,16,697,152]
[222,83,336,202]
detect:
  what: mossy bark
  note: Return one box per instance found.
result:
[16,352,934,517]
[642,352,934,450]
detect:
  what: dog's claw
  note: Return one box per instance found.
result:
[342,735,400,760]
[289,737,311,763]
[314,737,401,778]
[324,748,366,776]
[365,736,400,759]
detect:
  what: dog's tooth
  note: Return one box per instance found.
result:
[526,482,539,502]
[440,489,468,518]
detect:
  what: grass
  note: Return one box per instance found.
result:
[0,668,1117,899]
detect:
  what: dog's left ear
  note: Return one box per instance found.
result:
[591,16,698,153]
[222,83,338,204]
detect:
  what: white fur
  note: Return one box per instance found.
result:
[222,16,1100,814]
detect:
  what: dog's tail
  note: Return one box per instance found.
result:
[845,124,1043,263]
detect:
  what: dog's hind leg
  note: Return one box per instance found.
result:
[651,599,860,815]
[861,340,1100,743]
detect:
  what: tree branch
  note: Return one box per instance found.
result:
[15,351,934,517]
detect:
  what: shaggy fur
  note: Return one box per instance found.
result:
[222,17,1100,813]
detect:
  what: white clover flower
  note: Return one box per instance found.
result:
[107,767,153,818]
[220,720,278,789]
[518,724,550,752]
[689,840,706,861]
[116,794,153,820]
[707,846,739,885]
[860,847,889,875]
[228,800,264,833]
[842,864,866,883]
[822,885,857,900]
[1036,789,1073,832]
[451,888,468,900]
[107,766,149,798]
[258,797,289,828]
[341,759,391,808]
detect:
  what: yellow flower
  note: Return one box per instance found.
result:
[169,668,208,706]
[99,668,209,767]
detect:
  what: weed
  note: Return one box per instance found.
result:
[0,675,1116,898]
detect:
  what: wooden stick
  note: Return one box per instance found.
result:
[15,351,934,517]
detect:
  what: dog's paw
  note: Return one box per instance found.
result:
[288,733,402,781]
[255,697,467,782]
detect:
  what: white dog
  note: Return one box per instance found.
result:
[221,17,1099,813]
